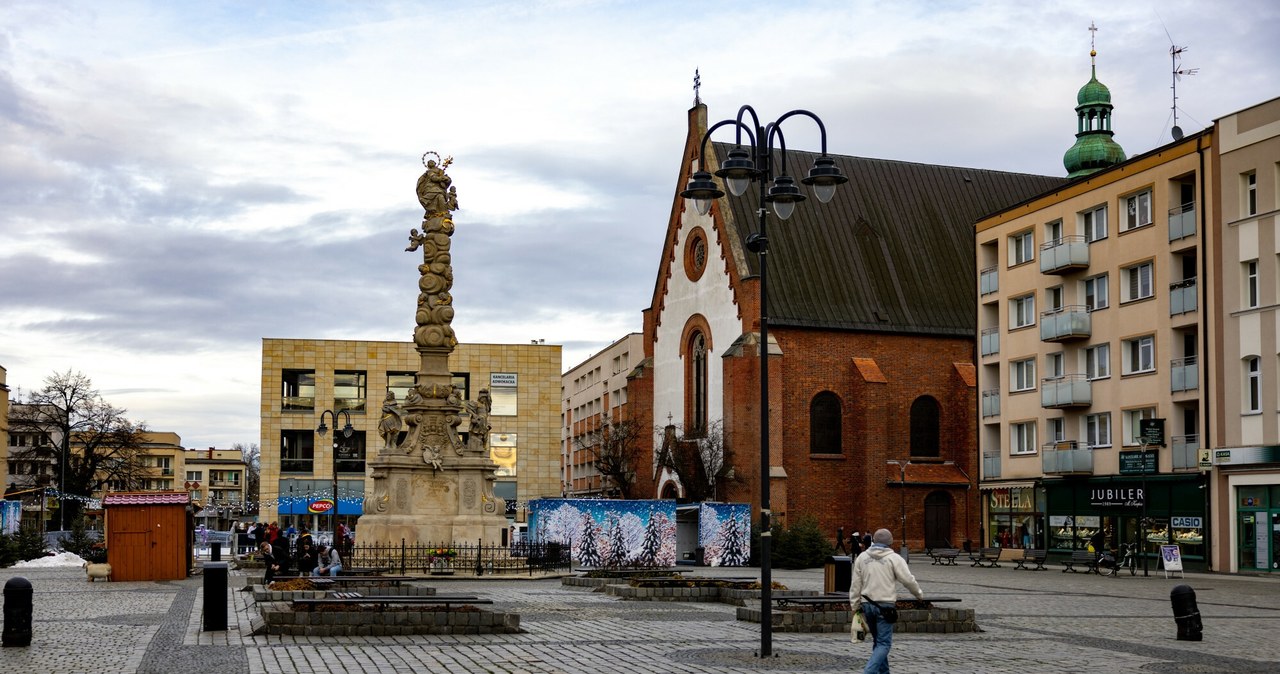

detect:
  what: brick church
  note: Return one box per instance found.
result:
[627,102,1063,550]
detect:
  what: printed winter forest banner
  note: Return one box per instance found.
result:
[698,502,750,567]
[529,499,678,567]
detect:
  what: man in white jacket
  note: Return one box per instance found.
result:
[848,528,924,673]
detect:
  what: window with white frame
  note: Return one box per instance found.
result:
[1085,413,1112,448]
[1083,274,1109,311]
[1010,230,1034,266]
[1045,219,1063,244]
[1123,408,1156,446]
[1124,190,1152,231]
[1011,294,1035,328]
[1245,260,1259,309]
[1046,417,1065,443]
[1122,262,1154,302]
[1047,352,1065,378]
[1046,285,1064,311]
[1122,335,1155,374]
[1245,171,1257,216]
[1082,205,1108,242]
[1245,356,1261,413]
[1010,421,1037,455]
[1085,343,1111,380]
[1011,358,1036,392]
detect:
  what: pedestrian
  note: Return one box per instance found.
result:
[850,530,863,556]
[849,528,925,674]
[336,521,350,556]
[295,541,319,577]
[295,525,313,559]
[315,544,343,577]
[259,541,281,585]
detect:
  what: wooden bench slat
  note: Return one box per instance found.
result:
[1060,550,1100,574]
[969,547,1001,568]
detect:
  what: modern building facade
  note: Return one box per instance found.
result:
[975,53,1216,566]
[628,102,1062,551]
[258,338,561,533]
[1208,96,1280,573]
[561,332,644,497]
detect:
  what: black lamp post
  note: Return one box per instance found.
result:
[316,409,354,538]
[680,104,846,658]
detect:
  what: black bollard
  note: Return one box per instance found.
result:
[211,541,221,562]
[1170,584,1203,641]
[203,561,228,631]
[2,577,34,647]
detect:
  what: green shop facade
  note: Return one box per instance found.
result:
[983,472,1208,569]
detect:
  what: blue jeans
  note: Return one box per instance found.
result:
[861,603,894,674]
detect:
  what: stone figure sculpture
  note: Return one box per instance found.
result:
[378,391,404,452]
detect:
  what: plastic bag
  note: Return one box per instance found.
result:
[852,610,868,642]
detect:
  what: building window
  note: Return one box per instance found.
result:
[185,470,203,482]
[1010,421,1036,455]
[282,369,315,411]
[489,373,518,416]
[281,430,315,473]
[1047,352,1065,378]
[1123,408,1156,446]
[1245,171,1257,216]
[387,372,416,403]
[1083,274,1109,311]
[1045,219,1063,244]
[909,396,940,458]
[684,227,710,282]
[1085,412,1112,448]
[1011,358,1036,392]
[334,431,367,473]
[490,432,517,477]
[1046,285,1064,311]
[1009,230,1034,266]
[1084,343,1111,380]
[809,392,842,454]
[1245,356,1261,414]
[334,370,367,414]
[1122,262,1153,302]
[1011,294,1035,329]
[1124,190,1152,231]
[1245,260,1259,309]
[1046,417,1065,443]
[1082,205,1107,242]
[1122,335,1155,375]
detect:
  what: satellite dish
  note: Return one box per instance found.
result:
[1172,125,1184,141]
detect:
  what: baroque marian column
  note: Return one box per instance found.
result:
[356,154,508,546]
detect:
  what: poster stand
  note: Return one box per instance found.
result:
[1161,544,1184,579]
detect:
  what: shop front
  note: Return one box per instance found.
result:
[982,483,1043,549]
[277,478,365,533]
[1213,447,1280,573]
[1043,474,1207,569]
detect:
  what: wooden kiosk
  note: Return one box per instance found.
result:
[104,491,192,581]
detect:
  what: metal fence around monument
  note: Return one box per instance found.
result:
[346,539,571,576]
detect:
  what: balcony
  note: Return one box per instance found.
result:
[282,395,315,412]
[1043,441,1094,475]
[980,327,1000,357]
[1170,278,1197,315]
[1172,434,1200,470]
[1040,305,1091,342]
[211,479,241,488]
[1040,235,1089,274]
[1041,374,1092,408]
[981,390,1000,418]
[983,451,1001,479]
[160,468,174,477]
[1171,357,1199,393]
[1169,202,1196,241]
[980,265,999,296]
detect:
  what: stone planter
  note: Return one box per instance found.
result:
[736,604,979,634]
[258,602,522,636]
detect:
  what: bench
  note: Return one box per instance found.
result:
[776,593,850,610]
[969,547,1001,568]
[574,567,679,577]
[1014,549,1048,571]
[270,575,412,586]
[291,594,491,611]
[927,548,960,566]
[1061,550,1099,574]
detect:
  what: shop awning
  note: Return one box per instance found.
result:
[979,481,1037,491]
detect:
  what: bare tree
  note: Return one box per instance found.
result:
[234,442,261,516]
[575,418,645,498]
[658,419,741,503]
[14,370,149,528]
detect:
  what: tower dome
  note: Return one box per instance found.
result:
[1064,46,1125,179]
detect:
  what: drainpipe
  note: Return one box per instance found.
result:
[1196,136,1212,571]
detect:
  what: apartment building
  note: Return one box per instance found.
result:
[1209,96,1280,573]
[184,447,248,528]
[561,332,644,497]
[975,54,1215,566]
[259,338,561,532]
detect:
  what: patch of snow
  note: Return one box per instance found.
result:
[13,551,87,568]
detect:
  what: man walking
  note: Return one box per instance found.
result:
[849,528,925,673]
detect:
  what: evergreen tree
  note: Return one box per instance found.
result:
[606,517,628,568]
[637,513,662,567]
[15,524,48,562]
[719,516,749,567]
[576,514,602,567]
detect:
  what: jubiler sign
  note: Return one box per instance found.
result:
[1090,486,1145,507]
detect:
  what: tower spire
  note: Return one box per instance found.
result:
[1063,23,1126,179]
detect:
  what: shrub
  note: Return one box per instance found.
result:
[15,524,49,562]
[0,533,18,568]
[750,516,834,569]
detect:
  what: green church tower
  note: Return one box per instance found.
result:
[1063,24,1126,179]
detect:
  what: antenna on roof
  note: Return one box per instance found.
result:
[693,68,701,106]
[1164,27,1198,141]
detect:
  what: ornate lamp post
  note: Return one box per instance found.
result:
[680,104,846,657]
[316,409,354,537]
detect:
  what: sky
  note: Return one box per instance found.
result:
[1,0,1277,450]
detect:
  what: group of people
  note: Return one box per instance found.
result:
[256,524,344,583]
[848,527,925,674]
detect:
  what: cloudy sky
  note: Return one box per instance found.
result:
[1,0,1277,450]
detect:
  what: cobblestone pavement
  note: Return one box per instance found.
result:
[2,560,1278,673]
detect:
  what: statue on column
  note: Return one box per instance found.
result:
[408,152,459,350]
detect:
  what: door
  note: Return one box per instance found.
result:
[109,506,155,581]
[923,491,952,549]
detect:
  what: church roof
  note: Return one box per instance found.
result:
[713,142,1065,336]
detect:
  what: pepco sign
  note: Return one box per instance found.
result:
[307,499,335,514]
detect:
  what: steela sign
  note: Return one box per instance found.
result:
[307,499,336,514]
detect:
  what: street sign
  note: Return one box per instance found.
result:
[1119,450,1158,475]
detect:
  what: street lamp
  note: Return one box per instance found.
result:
[316,409,354,539]
[681,104,846,658]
